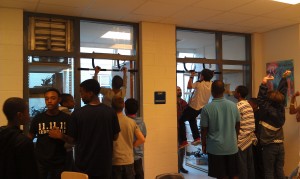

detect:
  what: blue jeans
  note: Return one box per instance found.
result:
[112,164,135,179]
[238,146,255,179]
[262,143,285,179]
[289,166,299,179]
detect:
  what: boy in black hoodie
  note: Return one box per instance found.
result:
[0,97,38,179]
[257,70,291,179]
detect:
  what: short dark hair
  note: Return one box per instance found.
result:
[3,97,27,121]
[111,97,124,112]
[125,98,138,115]
[267,90,285,103]
[60,93,73,105]
[80,79,100,95]
[201,69,214,81]
[236,85,249,98]
[44,88,61,97]
[112,75,123,89]
[211,80,225,96]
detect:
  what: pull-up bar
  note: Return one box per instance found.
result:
[176,70,221,74]
[77,67,138,73]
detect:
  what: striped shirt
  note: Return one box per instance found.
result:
[237,100,257,151]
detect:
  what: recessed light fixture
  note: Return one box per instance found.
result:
[272,0,300,5]
[101,31,131,40]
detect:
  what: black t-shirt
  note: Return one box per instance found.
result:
[70,104,120,178]
[0,126,38,179]
[30,111,71,167]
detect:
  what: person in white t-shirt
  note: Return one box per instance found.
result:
[178,69,213,149]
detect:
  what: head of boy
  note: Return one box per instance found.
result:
[112,97,124,113]
[44,88,61,110]
[201,69,214,81]
[80,79,100,104]
[176,86,182,98]
[234,85,248,100]
[125,98,138,115]
[267,90,285,104]
[112,75,123,90]
[3,97,30,125]
[60,93,75,109]
[211,80,225,98]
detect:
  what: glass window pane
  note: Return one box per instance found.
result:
[177,30,216,59]
[80,21,135,55]
[80,58,132,106]
[28,56,74,117]
[222,35,246,61]
[177,62,218,102]
[223,64,249,102]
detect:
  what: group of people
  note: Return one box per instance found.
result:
[178,69,299,179]
[0,67,147,179]
[1,65,299,179]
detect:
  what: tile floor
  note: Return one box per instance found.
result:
[180,163,215,179]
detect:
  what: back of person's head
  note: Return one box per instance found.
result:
[60,93,75,108]
[112,96,124,112]
[267,90,285,104]
[80,79,100,96]
[201,69,214,81]
[236,85,249,98]
[112,75,123,89]
[44,88,61,97]
[211,80,225,97]
[125,98,138,115]
[3,97,27,121]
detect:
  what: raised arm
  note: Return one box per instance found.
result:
[277,70,291,97]
[93,66,101,80]
[257,75,274,106]
[187,71,196,89]
[290,91,300,114]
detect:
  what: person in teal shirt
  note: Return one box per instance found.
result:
[201,80,241,179]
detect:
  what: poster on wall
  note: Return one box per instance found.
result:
[266,59,294,103]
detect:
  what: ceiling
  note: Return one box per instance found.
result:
[2,0,300,34]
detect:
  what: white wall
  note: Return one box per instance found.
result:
[0,8,23,126]
[260,24,300,174]
[140,22,178,178]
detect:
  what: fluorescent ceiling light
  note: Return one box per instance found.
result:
[101,31,131,40]
[110,44,132,50]
[272,0,300,4]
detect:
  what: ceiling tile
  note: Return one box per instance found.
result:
[170,6,224,22]
[193,0,254,11]
[236,16,280,28]
[36,3,82,17]
[133,1,185,17]
[231,0,289,15]
[262,4,300,19]
[203,12,255,24]
[39,0,92,8]
[0,0,38,11]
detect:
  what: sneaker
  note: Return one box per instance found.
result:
[178,141,188,149]
[191,138,201,146]
[180,167,189,174]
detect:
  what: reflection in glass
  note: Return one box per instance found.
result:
[80,21,135,55]
[222,35,246,61]
[177,30,215,59]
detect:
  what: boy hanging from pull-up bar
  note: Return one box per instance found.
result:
[93,66,127,107]
[178,69,214,149]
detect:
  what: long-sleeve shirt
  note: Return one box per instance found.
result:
[237,100,257,151]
